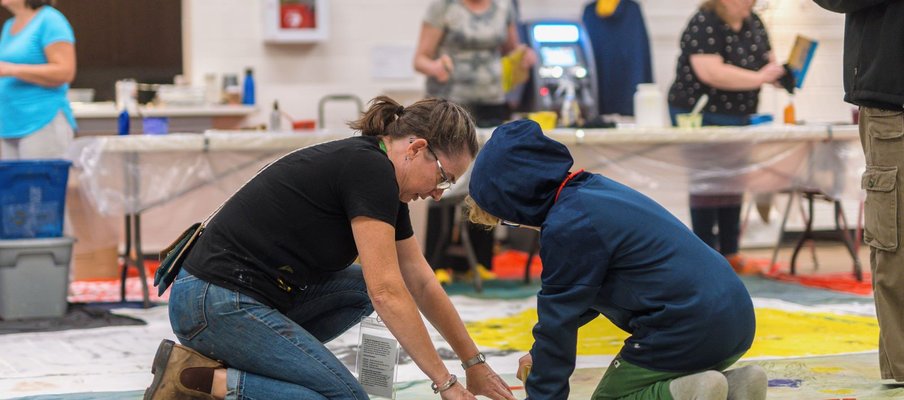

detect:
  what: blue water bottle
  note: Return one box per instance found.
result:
[242,67,255,106]
[117,109,130,135]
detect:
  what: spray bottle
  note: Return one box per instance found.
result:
[269,101,282,131]
[556,78,582,127]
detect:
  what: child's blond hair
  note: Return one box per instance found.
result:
[464,196,499,229]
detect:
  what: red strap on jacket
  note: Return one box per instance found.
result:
[555,169,584,203]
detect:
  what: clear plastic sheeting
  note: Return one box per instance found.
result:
[68,131,354,216]
[67,125,864,218]
[546,125,864,209]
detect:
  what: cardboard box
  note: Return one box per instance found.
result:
[67,182,121,281]
[72,245,120,281]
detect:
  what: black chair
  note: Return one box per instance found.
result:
[426,192,485,292]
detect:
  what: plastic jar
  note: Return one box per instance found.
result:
[633,83,667,128]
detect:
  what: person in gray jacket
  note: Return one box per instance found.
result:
[813,0,904,384]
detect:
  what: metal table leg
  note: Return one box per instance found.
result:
[787,191,863,281]
[120,150,151,308]
[120,212,151,308]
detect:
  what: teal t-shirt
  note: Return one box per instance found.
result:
[0,6,77,138]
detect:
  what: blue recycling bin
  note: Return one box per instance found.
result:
[0,160,72,239]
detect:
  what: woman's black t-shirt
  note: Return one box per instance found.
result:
[667,10,772,115]
[184,136,413,311]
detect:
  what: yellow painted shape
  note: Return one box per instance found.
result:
[820,389,855,395]
[466,307,878,358]
[746,308,878,357]
[810,367,844,374]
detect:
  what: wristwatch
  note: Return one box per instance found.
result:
[461,352,486,370]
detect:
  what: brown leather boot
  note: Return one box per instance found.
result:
[144,339,223,400]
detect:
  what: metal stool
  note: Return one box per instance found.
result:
[770,190,864,281]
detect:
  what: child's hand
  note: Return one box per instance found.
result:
[517,353,532,382]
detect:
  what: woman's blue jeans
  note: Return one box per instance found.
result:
[168,266,374,399]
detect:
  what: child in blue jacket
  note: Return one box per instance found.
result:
[466,120,766,400]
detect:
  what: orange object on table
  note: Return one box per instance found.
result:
[784,100,796,124]
[292,119,316,130]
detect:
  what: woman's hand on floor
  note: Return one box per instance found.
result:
[441,382,478,400]
[466,363,517,400]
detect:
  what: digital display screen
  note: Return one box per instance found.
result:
[540,46,577,67]
[532,24,580,43]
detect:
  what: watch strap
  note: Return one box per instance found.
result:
[461,352,486,370]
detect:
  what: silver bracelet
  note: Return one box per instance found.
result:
[431,374,457,394]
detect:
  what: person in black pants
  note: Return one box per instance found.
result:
[666,0,785,274]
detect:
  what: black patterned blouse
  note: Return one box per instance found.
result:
[667,9,772,115]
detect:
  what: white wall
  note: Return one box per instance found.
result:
[183,0,851,128]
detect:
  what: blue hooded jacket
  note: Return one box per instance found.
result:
[469,120,756,399]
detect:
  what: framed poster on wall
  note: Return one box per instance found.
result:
[263,0,328,43]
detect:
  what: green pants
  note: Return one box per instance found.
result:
[590,352,743,400]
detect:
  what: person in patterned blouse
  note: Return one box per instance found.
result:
[414,0,535,127]
[666,0,785,275]
[414,0,536,287]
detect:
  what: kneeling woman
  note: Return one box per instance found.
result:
[146,96,514,400]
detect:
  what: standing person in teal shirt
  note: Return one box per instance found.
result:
[0,0,76,160]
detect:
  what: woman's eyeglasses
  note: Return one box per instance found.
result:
[426,146,453,190]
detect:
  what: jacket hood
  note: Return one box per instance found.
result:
[469,120,574,226]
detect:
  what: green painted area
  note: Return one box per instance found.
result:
[442,279,542,299]
[444,276,873,304]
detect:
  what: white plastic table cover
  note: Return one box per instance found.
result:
[67,125,864,217]
[545,124,864,205]
[68,131,352,216]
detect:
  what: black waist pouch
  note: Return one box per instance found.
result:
[154,222,204,296]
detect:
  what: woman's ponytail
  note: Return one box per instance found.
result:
[348,95,403,137]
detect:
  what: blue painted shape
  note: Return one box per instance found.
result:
[768,378,803,388]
